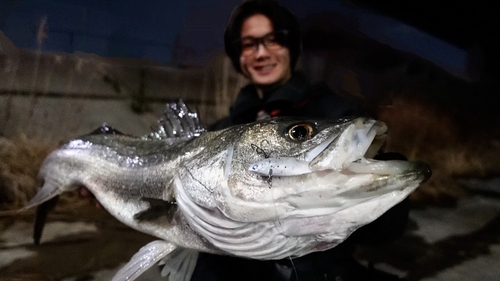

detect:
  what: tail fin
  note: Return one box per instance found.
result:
[33,195,59,245]
[19,181,62,211]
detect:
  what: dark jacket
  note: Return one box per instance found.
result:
[192,73,409,281]
[209,73,360,131]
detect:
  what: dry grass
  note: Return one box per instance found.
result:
[377,97,500,206]
[0,134,58,210]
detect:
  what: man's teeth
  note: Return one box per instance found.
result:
[256,65,273,71]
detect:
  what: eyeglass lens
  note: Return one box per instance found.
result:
[239,31,287,56]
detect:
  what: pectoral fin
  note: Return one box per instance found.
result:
[133,198,177,222]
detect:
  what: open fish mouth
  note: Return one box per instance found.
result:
[309,118,431,181]
[248,117,429,179]
[308,118,390,172]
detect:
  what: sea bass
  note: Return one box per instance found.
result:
[22,101,430,281]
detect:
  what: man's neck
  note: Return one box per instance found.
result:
[254,81,286,100]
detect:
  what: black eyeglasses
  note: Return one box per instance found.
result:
[233,30,289,57]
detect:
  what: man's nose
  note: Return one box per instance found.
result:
[254,42,270,58]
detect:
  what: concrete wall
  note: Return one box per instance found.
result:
[0,49,246,142]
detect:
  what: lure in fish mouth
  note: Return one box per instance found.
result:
[20,101,430,281]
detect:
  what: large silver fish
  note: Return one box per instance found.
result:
[21,101,430,281]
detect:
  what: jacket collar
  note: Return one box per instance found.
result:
[230,72,311,118]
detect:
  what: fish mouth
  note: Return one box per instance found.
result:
[310,118,431,182]
[307,118,388,171]
[248,117,431,182]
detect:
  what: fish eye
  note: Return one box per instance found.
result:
[288,123,315,142]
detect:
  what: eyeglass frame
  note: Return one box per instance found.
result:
[232,30,289,57]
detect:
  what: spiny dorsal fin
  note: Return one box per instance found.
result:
[144,100,206,141]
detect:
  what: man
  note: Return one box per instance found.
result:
[210,0,358,131]
[193,1,408,280]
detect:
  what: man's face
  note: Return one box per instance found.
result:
[239,14,292,87]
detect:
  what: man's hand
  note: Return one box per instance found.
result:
[78,186,102,208]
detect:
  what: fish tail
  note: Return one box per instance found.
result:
[33,195,59,245]
[19,180,62,211]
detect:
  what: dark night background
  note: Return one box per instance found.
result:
[2,0,498,78]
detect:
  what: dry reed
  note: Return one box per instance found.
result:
[0,134,57,210]
[377,98,500,206]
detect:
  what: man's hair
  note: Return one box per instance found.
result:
[224,0,302,73]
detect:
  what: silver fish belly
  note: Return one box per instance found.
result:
[21,101,430,281]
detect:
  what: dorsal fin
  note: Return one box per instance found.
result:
[88,123,125,135]
[143,100,206,141]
